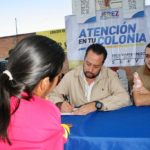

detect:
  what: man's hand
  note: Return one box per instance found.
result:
[73,102,97,115]
[133,86,150,94]
[60,101,74,113]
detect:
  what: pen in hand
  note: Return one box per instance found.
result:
[62,94,70,103]
[61,94,74,112]
[62,94,83,109]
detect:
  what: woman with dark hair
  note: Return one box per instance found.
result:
[0,35,67,149]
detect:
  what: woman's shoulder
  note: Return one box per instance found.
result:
[11,95,61,124]
[9,96,63,148]
[33,95,61,118]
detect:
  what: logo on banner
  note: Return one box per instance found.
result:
[100,9,120,19]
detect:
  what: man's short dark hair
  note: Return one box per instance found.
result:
[146,43,150,49]
[84,43,107,63]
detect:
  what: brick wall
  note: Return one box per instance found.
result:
[0,33,69,74]
[0,33,35,59]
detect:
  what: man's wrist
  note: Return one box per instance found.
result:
[95,101,103,110]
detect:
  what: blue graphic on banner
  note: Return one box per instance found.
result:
[66,7,150,67]
[132,11,144,18]
[84,16,96,23]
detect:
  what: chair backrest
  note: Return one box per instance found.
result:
[116,69,129,92]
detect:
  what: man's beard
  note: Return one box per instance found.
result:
[84,71,100,79]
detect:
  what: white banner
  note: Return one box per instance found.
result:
[65,6,150,67]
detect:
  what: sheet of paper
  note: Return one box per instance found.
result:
[61,108,78,115]
[61,112,73,116]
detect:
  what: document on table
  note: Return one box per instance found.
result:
[61,108,78,115]
[61,112,74,115]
